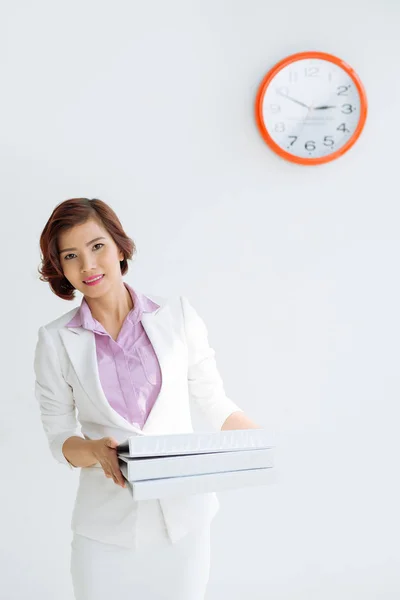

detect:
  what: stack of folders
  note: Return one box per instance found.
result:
[117,429,276,501]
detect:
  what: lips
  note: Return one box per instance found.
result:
[83,274,104,283]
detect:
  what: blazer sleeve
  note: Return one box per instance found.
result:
[33,325,80,469]
[180,295,244,431]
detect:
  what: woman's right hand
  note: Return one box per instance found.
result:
[91,437,126,488]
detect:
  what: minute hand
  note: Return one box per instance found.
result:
[276,91,309,109]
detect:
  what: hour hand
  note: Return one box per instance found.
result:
[276,90,309,109]
[313,105,336,110]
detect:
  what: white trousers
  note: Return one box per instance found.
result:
[70,498,211,600]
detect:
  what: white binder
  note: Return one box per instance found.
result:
[117,429,277,500]
[117,428,274,458]
[118,447,274,481]
[120,466,277,500]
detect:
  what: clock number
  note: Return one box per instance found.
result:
[341,104,354,114]
[269,104,281,113]
[337,123,350,133]
[323,136,334,146]
[337,85,350,96]
[305,141,316,151]
[274,122,286,132]
[288,136,298,146]
[304,66,319,77]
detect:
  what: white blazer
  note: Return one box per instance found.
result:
[34,292,243,547]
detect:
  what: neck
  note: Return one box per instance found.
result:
[84,280,133,326]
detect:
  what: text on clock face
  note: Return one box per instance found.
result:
[261,59,362,158]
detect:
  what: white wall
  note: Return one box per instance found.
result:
[2,1,399,598]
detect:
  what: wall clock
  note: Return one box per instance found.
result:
[255,51,367,165]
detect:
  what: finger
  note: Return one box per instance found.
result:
[116,470,126,487]
[110,459,124,482]
[103,465,113,479]
[106,437,119,449]
[112,466,125,487]
[108,466,121,486]
[103,463,124,486]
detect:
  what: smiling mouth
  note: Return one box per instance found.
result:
[83,274,105,284]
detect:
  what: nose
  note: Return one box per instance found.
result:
[80,257,98,274]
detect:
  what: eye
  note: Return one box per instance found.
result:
[64,243,104,261]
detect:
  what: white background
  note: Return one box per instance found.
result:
[1,1,399,598]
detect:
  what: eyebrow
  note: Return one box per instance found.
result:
[59,236,106,254]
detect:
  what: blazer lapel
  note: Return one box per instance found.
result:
[58,300,176,436]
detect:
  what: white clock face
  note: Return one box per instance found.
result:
[261,58,363,160]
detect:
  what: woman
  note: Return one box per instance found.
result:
[34,197,260,600]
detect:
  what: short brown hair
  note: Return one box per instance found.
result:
[37,197,136,301]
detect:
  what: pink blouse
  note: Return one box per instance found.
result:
[65,282,161,429]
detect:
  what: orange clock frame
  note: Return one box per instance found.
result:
[255,51,368,165]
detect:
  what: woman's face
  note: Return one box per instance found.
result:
[58,218,124,297]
